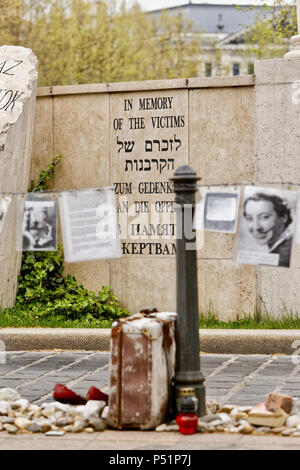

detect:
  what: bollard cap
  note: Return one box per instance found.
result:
[170,165,201,183]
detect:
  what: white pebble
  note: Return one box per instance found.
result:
[73,420,88,432]
[209,419,223,427]
[286,415,300,428]
[256,427,271,433]
[75,401,106,420]
[28,404,40,413]
[101,406,109,421]
[0,401,11,415]
[228,427,239,433]
[165,424,179,432]
[218,413,232,424]
[238,406,252,413]
[14,417,32,430]
[155,424,167,431]
[45,430,65,436]
[12,399,29,411]
[0,388,21,402]
[282,428,296,436]
[239,419,250,426]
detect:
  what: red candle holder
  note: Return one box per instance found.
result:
[176,394,198,435]
[176,412,198,435]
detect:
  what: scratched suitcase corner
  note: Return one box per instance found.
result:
[107,312,176,430]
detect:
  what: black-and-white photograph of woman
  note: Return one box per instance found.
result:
[237,187,298,268]
[22,200,57,251]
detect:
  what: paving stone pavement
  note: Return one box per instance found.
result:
[0,351,300,406]
[2,352,300,450]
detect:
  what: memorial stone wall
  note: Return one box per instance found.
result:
[30,75,262,320]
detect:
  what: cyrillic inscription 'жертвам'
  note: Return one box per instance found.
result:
[122,242,176,255]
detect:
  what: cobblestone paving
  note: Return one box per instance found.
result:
[0,352,300,405]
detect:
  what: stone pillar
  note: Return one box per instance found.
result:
[254,1,300,317]
[0,46,38,307]
[254,57,300,317]
[284,0,300,59]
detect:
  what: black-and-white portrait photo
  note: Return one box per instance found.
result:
[204,191,240,233]
[22,200,57,251]
[237,186,298,268]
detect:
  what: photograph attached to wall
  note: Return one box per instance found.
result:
[204,188,240,233]
[194,186,240,233]
[295,195,300,244]
[237,186,298,268]
[22,198,57,251]
[59,188,121,263]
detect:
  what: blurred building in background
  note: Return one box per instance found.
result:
[149,1,267,76]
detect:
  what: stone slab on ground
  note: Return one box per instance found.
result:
[1,430,300,450]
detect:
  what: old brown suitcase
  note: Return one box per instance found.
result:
[107,311,176,430]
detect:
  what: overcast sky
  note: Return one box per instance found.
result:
[123,0,278,12]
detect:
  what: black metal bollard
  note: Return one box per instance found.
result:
[170,165,206,417]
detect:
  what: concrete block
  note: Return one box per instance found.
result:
[30,96,54,186]
[197,259,256,321]
[52,93,110,190]
[111,257,176,314]
[189,86,255,185]
[0,46,38,307]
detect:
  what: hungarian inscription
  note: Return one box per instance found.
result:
[0,59,25,113]
[110,90,188,256]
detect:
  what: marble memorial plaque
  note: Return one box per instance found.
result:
[110,89,188,257]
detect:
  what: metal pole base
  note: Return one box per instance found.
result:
[173,370,206,417]
[173,383,206,417]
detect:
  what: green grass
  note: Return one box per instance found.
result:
[0,308,113,328]
[1,307,300,329]
[199,310,300,329]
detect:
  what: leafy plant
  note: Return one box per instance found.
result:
[0,0,201,86]
[238,1,297,61]
[28,154,63,192]
[16,247,129,322]
[4,155,129,325]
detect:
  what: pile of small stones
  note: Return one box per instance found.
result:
[1,388,300,436]
[0,388,108,435]
[155,396,300,437]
